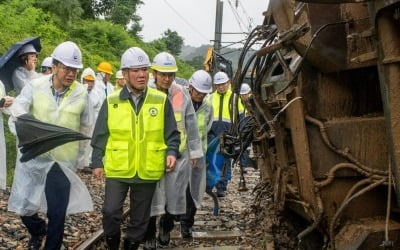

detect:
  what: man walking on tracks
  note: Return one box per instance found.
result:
[91,47,180,250]
[180,69,214,238]
[7,41,93,250]
[208,71,244,197]
[144,52,203,249]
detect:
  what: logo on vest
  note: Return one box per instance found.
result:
[113,104,118,108]
[149,107,158,116]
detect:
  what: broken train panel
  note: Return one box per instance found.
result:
[236,0,400,249]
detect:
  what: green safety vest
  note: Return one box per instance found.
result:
[105,87,167,179]
[196,99,211,153]
[170,88,187,153]
[31,80,86,162]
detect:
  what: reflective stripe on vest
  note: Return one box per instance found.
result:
[105,88,167,179]
[196,105,208,153]
[211,89,232,123]
[211,89,244,123]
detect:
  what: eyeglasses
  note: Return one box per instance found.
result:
[59,64,78,74]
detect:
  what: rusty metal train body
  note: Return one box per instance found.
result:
[229,0,400,249]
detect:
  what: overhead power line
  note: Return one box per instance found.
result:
[237,0,254,30]
[226,0,247,33]
[163,0,210,43]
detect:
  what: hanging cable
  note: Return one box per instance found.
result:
[226,0,247,33]
[237,0,254,31]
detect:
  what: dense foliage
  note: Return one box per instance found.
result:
[0,0,194,185]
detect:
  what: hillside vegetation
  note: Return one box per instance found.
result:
[0,0,195,80]
[0,0,195,185]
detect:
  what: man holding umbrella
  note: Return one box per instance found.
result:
[6,41,93,250]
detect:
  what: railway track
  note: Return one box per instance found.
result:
[72,167,258,250]
[0,167,259,249]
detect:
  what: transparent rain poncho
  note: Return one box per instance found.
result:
[6,75,93,216]
[149,82,203,216]
[0,81,7,190]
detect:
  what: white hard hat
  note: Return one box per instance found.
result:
[151,52,178,72]
[213,71,229,85]
[18,44,38,56]
[189,70,212,93]
[81,67,96,82]
[121,47,150,69]
[116,70,123,79]
[51,41,83,68]
[240,83,251,95]
[41,57,53,68]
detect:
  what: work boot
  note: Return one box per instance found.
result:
[180,224,193,239]
[143,216,157,250]
[123,238,140,250]
[27,235,44,250]
[158,225,170,246]
[143,237,156,250]
[105,233,120,250]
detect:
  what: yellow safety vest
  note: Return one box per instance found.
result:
[105,87,167,180]
[211,89,244,123]
[196,99,211,153]
[31,80,86,162]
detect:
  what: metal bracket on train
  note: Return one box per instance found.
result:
[256,23,310,57]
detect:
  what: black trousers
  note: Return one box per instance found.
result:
[102,179,157,242]
[180,185,197,228]
[21,163,70,250]
[145,212,176,241]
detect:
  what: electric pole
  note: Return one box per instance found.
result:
[214,0,223,54]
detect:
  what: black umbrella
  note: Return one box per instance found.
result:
[0,37,41,92]
[15,114,90,162]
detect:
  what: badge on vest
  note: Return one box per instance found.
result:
[113,104,118,108]
[149,107,158,116]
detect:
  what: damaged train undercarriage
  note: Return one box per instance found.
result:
[221,0,400,249]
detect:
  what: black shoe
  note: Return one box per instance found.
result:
[105,233,120,250]
[216,190,225,197]
[28,235,44,250]
[143,237,156,250]
[158,225,170,246]
[123,238,139,250]
[181,225,193,239]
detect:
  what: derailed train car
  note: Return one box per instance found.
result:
[228,0,400,249]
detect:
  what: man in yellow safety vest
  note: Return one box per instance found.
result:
[91,47,180,250]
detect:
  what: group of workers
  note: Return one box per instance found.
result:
[0,40,253,250]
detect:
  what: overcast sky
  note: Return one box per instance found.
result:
[137,0,269,48]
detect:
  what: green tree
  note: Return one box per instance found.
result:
[186,55,205,70]
[79,0,95,19]
[160,29,184,55]
[148,39,167,53]
[34,0,83,25]
[92,0,143,35]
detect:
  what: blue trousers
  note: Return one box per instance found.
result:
[21,163,70,250]
[216,158,232,192]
